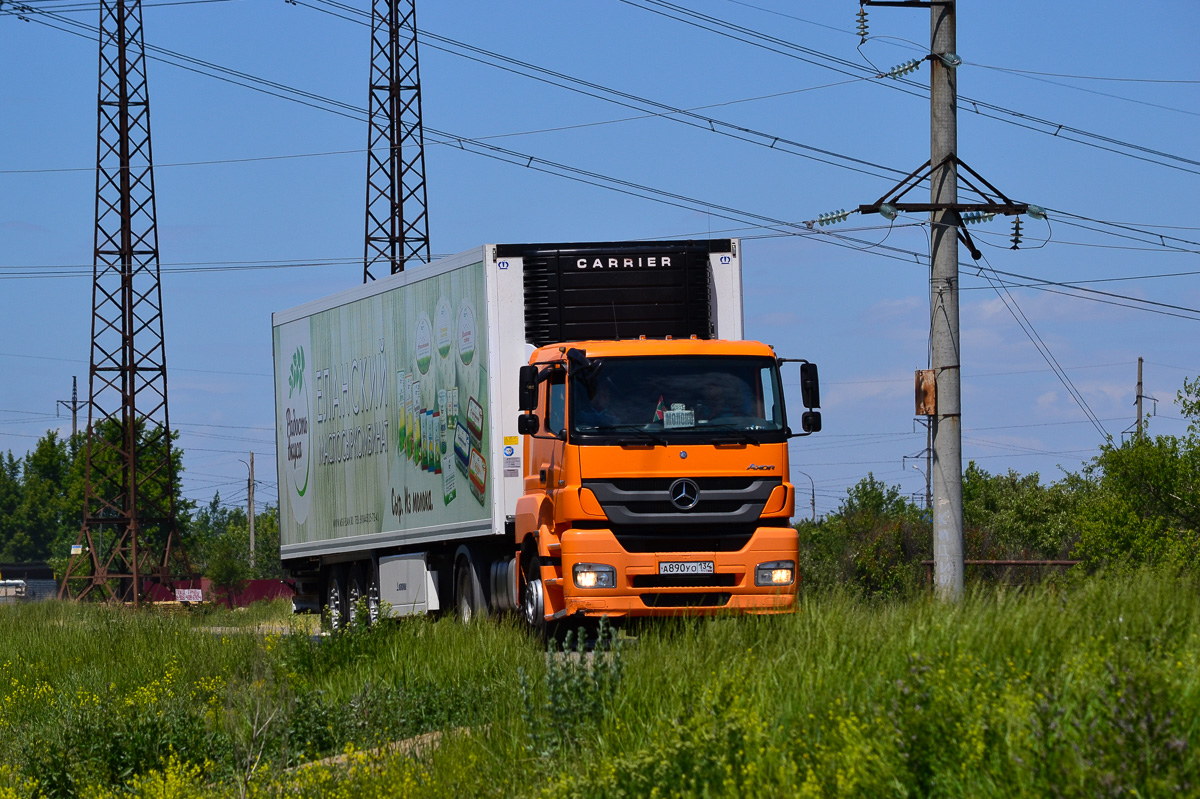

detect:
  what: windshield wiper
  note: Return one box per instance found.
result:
[602,424,668,446]
[704,424,760,446]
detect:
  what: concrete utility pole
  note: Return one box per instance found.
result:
[57,376,83,440]
[248,452,256,572]
[907,418,933,511]
[859,0,1031,601]
[924,419,932,510]
[1136,357,1144,438]
[795,470,816,522]
[929,1,963,601]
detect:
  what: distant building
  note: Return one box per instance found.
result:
[0,562,57,603]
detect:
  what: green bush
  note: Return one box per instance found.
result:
[796,473,928,598]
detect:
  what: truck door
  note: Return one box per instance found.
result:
[542,368,567,499]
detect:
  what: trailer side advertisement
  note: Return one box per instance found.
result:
[273,261,492,550]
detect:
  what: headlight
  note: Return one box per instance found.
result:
[755,560,795,587]
[573,563,616,589]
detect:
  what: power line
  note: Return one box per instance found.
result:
[294,0,910,184]
[967,62,1200,119]
[803,225,1200,322]
[15,0,235,9]
[962,260,1200,319]
[970,62,1200,85]
[822,362,1132,385]
[1046,208,1200,251]
[9,1,1198,326]
[0,349,272,377]
[973,252,1109,439]
[10,2,1199,263]
[0,148,365,174]
[615,0,1200,176]
[11,7,808,234]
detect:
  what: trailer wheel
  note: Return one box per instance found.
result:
[453,549,488,624]
[346,566,365,628]
[365,561,381,625]
[323,567,345,631]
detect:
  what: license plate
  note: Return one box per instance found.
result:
[658,560,714,575]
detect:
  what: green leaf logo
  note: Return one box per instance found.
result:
[288,347,305,398]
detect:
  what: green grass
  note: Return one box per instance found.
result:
[2,571,1200,797]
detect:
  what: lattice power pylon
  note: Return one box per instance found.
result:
[363,0,431,282]
[60,0,185,605]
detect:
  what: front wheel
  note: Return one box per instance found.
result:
[522,556,556,639]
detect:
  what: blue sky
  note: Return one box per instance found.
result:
[2,0,1198,518]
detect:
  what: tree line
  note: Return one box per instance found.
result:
[3,376,1198,599]
[799,376,1200,597]
[0,427,281,587]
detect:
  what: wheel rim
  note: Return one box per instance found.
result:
[347,580,362,627]
[457,564,473,624]
[367,580,380,625]
[523,567,544,628]
[327,578,342,630]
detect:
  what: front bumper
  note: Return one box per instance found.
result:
[556,526,798,617]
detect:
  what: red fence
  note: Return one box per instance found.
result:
[147,579,295,607]
[921,559,1080,590]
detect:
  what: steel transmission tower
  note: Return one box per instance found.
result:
[363,0,431,282]
[60,0,185,605]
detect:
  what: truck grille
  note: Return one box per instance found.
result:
[640,592,731,608]
[607,526,755,553]
[584,476,781,527]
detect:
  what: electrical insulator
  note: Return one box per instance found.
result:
[856,5,868,43]
[961,211,995,226]
[817,209,851,227]
[1010,216,1023,249]
[886,59,922,79]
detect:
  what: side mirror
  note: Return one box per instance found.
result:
[800,362,820,409]
[518,364,539,411]
[517,413,540,435]
[566,348,589,371]
[801,411,822,433]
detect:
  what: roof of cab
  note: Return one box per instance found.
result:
[530,337,775,361]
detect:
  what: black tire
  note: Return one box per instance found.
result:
[323,566,345,631]
[453,550,489,624]
[522,556,557,639]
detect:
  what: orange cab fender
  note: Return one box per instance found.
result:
[514,492,551,549]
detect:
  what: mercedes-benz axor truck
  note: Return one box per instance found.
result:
[271,239,821,629]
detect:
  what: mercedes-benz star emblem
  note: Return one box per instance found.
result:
[669,478,700,511]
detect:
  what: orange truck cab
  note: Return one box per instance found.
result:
[513,336,821,630]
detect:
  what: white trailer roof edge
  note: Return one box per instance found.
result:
[271,246,490,328]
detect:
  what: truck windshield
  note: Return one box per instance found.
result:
[570,356,786,444]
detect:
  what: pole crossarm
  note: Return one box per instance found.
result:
[863,1,953,7]
[857,155,1027,216]
[857,155,1028,260]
